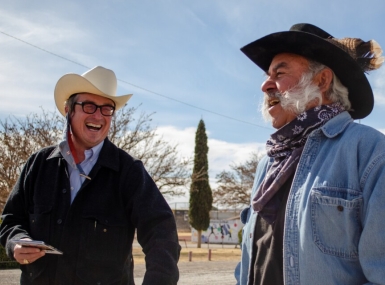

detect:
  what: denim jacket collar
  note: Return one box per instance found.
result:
[320,111,353,138]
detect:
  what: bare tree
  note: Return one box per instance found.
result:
[0,105,191,210]
[213,152,262,208]
[109,106,191,196]
[0,109,64,210]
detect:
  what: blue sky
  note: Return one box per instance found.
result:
[1,0,384,202]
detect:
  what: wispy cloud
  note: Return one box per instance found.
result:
[373,69,385,105]
[0,9,86,46]
[156,125,264,176]
[156,125,265,203]
[0,7,99,118]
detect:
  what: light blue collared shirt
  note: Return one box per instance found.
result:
[59,140,104,203]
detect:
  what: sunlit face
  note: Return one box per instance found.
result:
[261,53,312,129]
[68,93,115,151]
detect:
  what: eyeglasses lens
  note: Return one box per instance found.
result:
[80,102,114,116]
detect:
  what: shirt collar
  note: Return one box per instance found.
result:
[86,140,104,162]
[58,139,104,167]
[49,138,120,173]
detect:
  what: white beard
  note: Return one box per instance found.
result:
[261,73,323,122]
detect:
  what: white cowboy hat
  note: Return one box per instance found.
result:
[54,66,132,116]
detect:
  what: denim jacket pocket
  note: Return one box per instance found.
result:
[310,187,362,260]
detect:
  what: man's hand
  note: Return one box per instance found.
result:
[13,239,45,265]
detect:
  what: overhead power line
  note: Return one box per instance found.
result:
[0,30,271,129]
[0,30,89,69]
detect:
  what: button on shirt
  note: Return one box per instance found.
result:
[59,140,104,203]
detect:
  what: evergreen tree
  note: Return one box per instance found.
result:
[189,119,212,248]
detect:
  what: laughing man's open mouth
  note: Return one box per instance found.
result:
[86,123,102,131]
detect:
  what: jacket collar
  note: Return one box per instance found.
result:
[97,138,120,172]
[48,147,63,159]
[47,138,120,172]
[320,111,353,138]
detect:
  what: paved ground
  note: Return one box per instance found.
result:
[0,260,238,284]
[0,269,19,285]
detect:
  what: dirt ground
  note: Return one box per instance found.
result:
[0,261,239,285]
[0,232,241,284]
[133,232,241,264]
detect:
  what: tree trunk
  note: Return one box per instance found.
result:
[197,229,202,248]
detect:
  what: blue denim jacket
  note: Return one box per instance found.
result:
[235,111,385,285]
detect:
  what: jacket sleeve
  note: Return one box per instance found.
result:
[0,154,36,259]
[235,155,271,285]
[359,152,385,285]
[125,160,181,285]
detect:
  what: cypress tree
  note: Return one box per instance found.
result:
[189,119,212,248]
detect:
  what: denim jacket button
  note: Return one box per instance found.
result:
[337,205,344,212]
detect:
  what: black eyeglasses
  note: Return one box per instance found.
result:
[74,102,115,116]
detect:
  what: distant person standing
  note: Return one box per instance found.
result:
[0,66,180,284]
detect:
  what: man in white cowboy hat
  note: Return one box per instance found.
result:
[0,66,181,284]
[235,24,385,285]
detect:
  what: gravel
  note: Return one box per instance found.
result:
[0,260,238,285]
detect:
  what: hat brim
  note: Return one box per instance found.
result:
[241,31,373,119]
[54,73,132,116]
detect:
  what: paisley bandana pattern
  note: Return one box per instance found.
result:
[252,103,345,224]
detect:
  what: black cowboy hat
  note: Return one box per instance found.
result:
[241,23,383,119]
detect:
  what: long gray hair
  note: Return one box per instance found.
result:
[308,60,351,110]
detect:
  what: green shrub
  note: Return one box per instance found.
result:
[0,219,19,269]
[0,244,19,269]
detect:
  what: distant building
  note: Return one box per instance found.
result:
[168,202,190,231]
[169,202,242,244]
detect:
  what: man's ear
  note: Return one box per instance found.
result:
[314,68,333,93]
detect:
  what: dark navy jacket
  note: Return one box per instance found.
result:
[0,138,180,284]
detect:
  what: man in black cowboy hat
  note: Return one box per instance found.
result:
[235,24,385,285]
[0,66,181,284]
